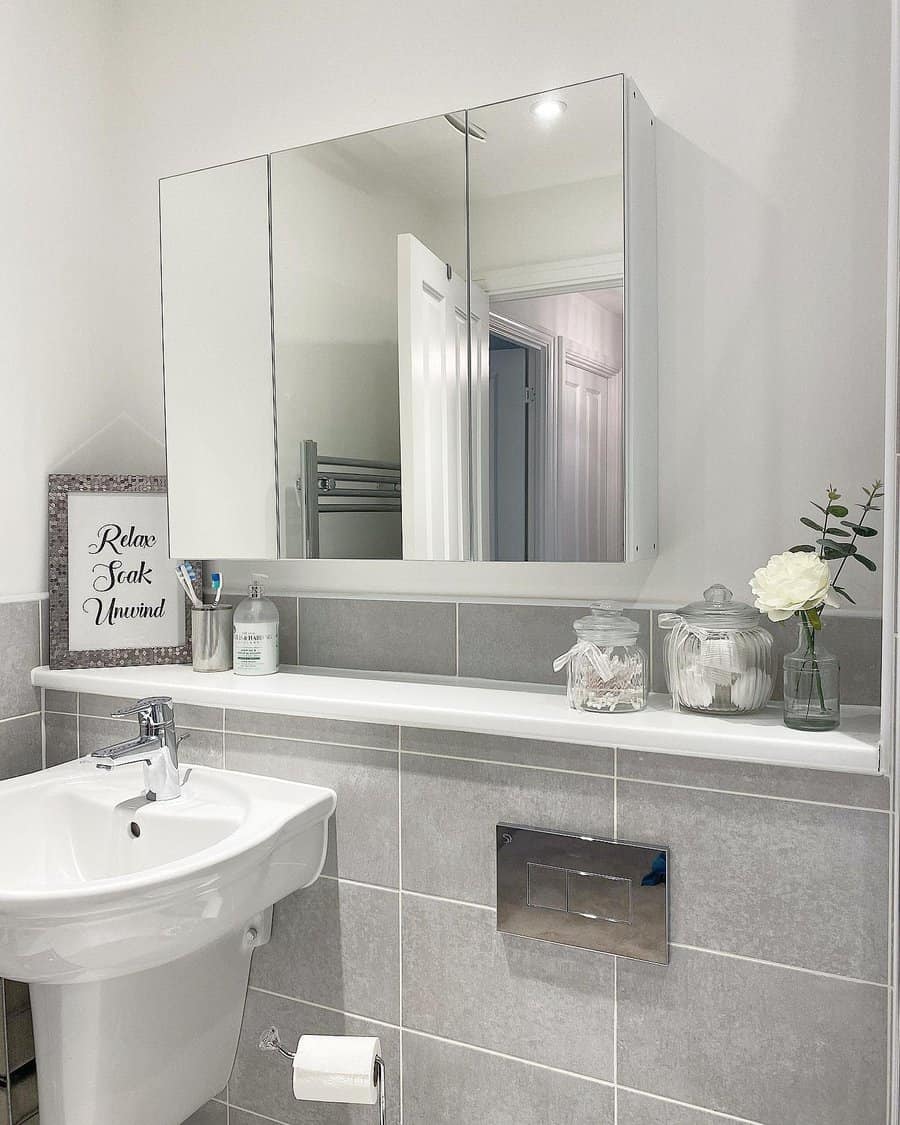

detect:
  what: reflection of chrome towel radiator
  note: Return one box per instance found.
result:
[295,439,402,558]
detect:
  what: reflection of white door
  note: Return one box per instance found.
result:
[558,345,622,561]
[398,233,470,560]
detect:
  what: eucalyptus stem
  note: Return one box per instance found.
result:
[798,609,826,715]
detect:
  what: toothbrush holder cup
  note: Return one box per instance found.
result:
[191,605,234,672]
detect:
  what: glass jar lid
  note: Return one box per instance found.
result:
[675,584,760,630]
[573,601,641,645]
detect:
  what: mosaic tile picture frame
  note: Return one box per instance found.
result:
[48,474,199,669]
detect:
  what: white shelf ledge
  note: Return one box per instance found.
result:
[32,664,881,775]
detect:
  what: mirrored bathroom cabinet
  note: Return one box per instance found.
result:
[159,74,657,564]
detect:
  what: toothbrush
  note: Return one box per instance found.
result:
[211,571,223,606]
[175,562,203,609]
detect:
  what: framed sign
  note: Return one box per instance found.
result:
[48,475,198,669]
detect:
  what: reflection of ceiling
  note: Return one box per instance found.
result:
[584,286,625,316]
[468,77,624,198]
[270,74,624,207]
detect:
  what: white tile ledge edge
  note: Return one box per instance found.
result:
[32,665,881,775]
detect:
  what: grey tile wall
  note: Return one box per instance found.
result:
[0,599,42,779]
[201,717,891,1125]
[224,592,883,706]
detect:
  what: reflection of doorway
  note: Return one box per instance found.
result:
[484,290,624,561]
[489,335,528,561]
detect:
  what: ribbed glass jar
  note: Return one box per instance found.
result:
[554,602,648,714]
[660,584,774,715]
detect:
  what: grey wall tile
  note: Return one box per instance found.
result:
[617,1089,759,1124]
[402,1032,614,1125]
[651,611,882,706]
[299,598,456,676]
[766,614,881,706]
[401,727,613,775]
[617,947,887,1125]
[179,727,224,769]
[77,714,133,757]
[401,753,614,905]
[229,988,399,1125]
[226,709,397,751]
[45,711,77,767]
[0,715,42,780]
[0,600,40,719]
[272,595,299,665]
[44,689,76,715]
[617,748,891,809]
[401,894,614,1080]
[617,780,889,980]
[182,1101,226,1125]
[458,602,650,686]
[250,879,400,1024]
[78,693,222,731]
[226,733,398,887]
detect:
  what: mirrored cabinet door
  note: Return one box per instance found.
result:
[160,157,279,560]
[269,113,468,560]
[468,75,656,562]
[160,74,657,563]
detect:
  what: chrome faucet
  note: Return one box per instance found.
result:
[91,696,183,801]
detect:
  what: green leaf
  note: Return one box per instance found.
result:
[789,544,817,553]
[833,585,857,604]
[818,540,857,558]
[840,521,877,537]
[826,504,849,517]
[825,527,850,537]
[853,554,878,572]
[811,502,829,515]
[806,606,822,630]
[800,517,823,532]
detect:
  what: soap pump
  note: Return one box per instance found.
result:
[233,573,279,676]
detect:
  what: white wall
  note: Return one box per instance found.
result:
[5,0,889,610]
[0,1,165,598]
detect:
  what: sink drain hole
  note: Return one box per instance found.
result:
[129,821,141,838]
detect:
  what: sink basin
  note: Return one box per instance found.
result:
[0,758,336,984]
[0,757,336,1125]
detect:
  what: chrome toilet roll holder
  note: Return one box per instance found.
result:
[259,1026,386,1125]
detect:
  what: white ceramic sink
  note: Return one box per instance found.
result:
[0,757,336,1125]
[0,758,336,984]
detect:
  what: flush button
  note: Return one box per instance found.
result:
[526,863,568,911]
[497,824,669,964]
[567,870,632,923]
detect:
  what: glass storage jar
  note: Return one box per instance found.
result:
[553,602,648,713]
[659,584,774,714]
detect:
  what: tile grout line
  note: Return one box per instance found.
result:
[398,730,404,1125]
[614,772,890,814]
[39,688,46,771]
[669,942,889,988]
[0,711,42,726]
[613,744,618,1125]
[223,726,399,755]
[616,1085,769,1125]
[454,601,460,677]
[311,873,887,987]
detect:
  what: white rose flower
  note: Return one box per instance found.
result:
[750,551,840,622]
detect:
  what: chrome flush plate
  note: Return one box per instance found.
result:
[496,824,669,964]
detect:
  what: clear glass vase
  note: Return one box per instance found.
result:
[783,616,840,731]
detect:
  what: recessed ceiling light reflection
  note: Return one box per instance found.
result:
[531,97,567,123]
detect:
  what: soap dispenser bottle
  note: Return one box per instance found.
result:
[233,573,279,676]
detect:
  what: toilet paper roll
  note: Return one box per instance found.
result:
[292,1034,381,1105]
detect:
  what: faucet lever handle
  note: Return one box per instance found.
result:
[112,696,174,726]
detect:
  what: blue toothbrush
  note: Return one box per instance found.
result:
[210,571,223,606]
